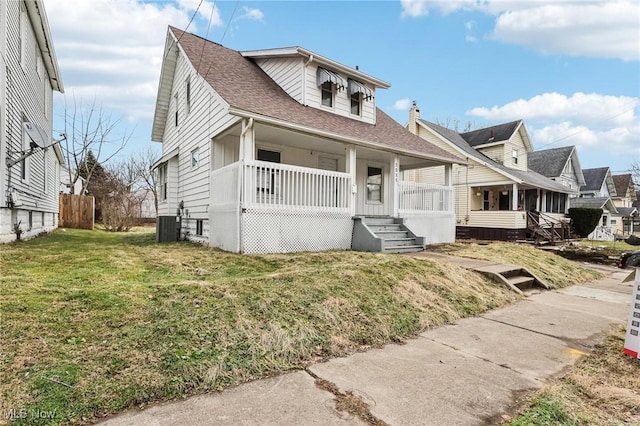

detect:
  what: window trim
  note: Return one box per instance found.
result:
[159,163,168,201]
[350,91,361,116]
[185,78,191,115]
[191,147,199,169]
[320,81,334,108]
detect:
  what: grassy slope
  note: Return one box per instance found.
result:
[433,242,602,288]
[1,229,525,425]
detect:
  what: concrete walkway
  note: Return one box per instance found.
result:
[100,264,634,426]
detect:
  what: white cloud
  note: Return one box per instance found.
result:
[46,0,222,122]
[467,92,640,156]
[392,98,413,110]
[401,0,429,17]
[400,0,639,61]
[491,1,640,61]
[240,6,264,22]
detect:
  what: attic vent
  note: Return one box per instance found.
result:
[348,79,373,101]
[317,67,346,91]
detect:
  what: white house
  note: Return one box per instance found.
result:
[59,165,84,195]
[151,27,462,253]
[576,167,618,241]
[0,0,64,242]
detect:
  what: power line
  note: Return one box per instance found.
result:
[201,0,240,82]
[164,0,205,62]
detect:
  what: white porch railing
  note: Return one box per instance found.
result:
[398,181,453,213]
[210,162,241,206]
[242,160,351,212]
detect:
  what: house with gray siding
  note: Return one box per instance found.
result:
[151,27,462,253]
[0,0,64,242]
[527,146,585,194]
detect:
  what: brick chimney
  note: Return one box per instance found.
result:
[408,100,420,135]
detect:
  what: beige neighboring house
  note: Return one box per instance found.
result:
[406,103,576,242]
[611,174,638,236]
[1,0,65,242]
[151,27,462,253]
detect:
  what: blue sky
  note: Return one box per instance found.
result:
[45,0,639,175]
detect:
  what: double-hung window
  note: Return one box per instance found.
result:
[256,149,281,196]
[321,82,333,108]
[350,92,361,116]
[159,163,168,201]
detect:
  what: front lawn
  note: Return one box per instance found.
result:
[1,229,523,425]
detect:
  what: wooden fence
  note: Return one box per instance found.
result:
[59,194,95,230]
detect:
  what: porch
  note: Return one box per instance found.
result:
[209,158,453,253]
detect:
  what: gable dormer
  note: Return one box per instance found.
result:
[241,47,389,125]
[460,120,531,171]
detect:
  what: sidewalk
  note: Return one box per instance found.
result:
[100,264,634,426]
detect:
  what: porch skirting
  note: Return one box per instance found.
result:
[456,226,527,242]
[400,211,456,245]
[242,208,353,254]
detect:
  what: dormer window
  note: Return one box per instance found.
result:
[317,67,345,109]
[350,92,361,116]
[348,79,373,102]
[321,82,333,107]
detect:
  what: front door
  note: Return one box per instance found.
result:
[355,160,388,216]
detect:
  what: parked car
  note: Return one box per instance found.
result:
[618,251,640,269]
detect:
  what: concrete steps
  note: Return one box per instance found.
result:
[351,216,425,254]
[472,264,550,296]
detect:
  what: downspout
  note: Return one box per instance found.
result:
[302,54,314,106]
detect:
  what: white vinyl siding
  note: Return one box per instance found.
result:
[254,57,304,103]
[507,130,528,170]
[305,64,375,124]
[158,46,237,226]
[477,145,505,164]
[1,0,61,242]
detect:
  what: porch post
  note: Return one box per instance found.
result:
[346,145,357,217]
[536,189,541,211]
[444,164,453,212]
[444,164,452,186]
[390,155,400,217]
[239,118,255,161]
[512,183,518,210]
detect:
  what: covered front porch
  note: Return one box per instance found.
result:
[209,119,455,253]
[457,182,571,241]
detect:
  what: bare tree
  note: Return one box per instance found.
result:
[433,116,484,133]
[60,96,133,194]
[132,146,160,215]
[632,161,640,200]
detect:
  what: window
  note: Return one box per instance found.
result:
[367,166,382,203]
[159,163,168,201]
[196,219,203,236]
[28,211,33,230]
[350,92,361,116]
[483,190,490,210]
[256,149,281,195]
[174,94,179,127]
[321,82,333,107]
[512,149,518,164]
[185,79,191,114]
[611,219,617,225]
[191,148,199,168]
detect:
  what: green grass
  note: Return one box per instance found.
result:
[1,228,527,425]
[509,393,577,426]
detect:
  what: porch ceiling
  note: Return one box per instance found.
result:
[253,122,449,165]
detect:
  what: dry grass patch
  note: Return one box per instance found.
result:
[508,326,640,425]
[435,242,602,288]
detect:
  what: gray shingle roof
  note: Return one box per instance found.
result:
[170,27,461,164]
[460,121,520,147]
[527,146,574,178]
[419,119,574,194]
[612,174,633,198]
[570,197,616,212]
[616,207,637,217]
[581,167,610,192]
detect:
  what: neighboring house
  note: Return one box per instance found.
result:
[59,166,85,195]
[0,0,64,242]
[527,146,585,195]
[578,167,618,240]
[406,103,576,241]
[151,27,461,253]
[611,174,638,236]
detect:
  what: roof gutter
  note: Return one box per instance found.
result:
[228,107,465,165]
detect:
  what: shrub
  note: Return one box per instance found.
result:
[568,208,603,237]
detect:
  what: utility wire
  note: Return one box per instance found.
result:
[164,0,205,62]
[201,0,240,82]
